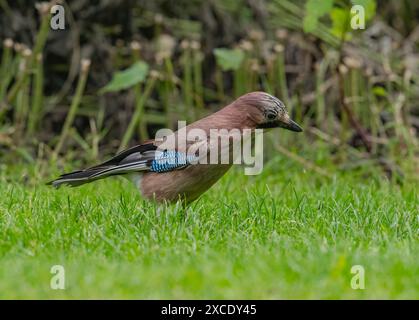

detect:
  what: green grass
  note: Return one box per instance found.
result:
[0,154,417,299]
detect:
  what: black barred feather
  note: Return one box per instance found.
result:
[48,143,158,188]
[48,143,197,188]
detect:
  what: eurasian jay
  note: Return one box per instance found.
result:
[50,92,302,204]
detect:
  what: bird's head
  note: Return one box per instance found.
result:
[235,92,303,132]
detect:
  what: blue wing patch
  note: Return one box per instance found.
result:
[150,150,198,173]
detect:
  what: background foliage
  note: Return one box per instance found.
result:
[0,0,417,182]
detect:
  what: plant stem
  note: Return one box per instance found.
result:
[27,53,44,136]
[275,45,289,106]
[192,47,204,115]
[119,72,158,152]
[53,59,91,158]
[215,68,224,102]
[181,44,194,121]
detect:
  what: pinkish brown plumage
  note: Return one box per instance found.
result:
[50,92,302,204]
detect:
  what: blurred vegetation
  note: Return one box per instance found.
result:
[0,0,418,181]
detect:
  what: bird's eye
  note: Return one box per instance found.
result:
[267,112,276,120]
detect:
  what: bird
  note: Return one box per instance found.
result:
[49,92,303,204]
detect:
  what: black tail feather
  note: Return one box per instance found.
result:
[47,167,112,188]
[48,142,158,188]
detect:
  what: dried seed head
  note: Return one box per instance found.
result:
[19,55,30,71]
[22,48,32,58]
[404,56,419,73]
[171,75,180,84]
[155,35,176,64]
[344,56,362,69]
[180,40,190,50]
[81,59,91,72]
[388,73,397,82]
[274,44,284,53]
[249,59,260,72]
[156,34,175,55]
[275,29,288,40]
[149,70,160,79]
[338,64,348,75]
[190,40,201,51]
[4,38,14,48]
[155,53,164,65]
[239,40,253,52]
[14,43,23,53]
[35,2,51,16]
[249,30,264,41]
[154,14,163,24]
[130,41,141,51]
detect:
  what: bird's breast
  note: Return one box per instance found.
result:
[138,164,232,204]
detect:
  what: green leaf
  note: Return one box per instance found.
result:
[100,61,149,93]
[330,8,351,39]
[372,86,387,97]
[303,0,334,33]
[351,0,376,21]
[213,48,244,71]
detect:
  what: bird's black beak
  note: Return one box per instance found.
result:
[278,118,303,132]
[257,116,303,132]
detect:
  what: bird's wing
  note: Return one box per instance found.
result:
[88,142,158,170]
[49,142,198,188]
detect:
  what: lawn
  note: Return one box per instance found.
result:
[0,152,417,299]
